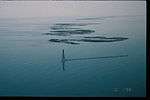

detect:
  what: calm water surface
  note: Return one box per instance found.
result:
[0,2,146,97]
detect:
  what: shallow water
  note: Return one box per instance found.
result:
[0,1,146,96]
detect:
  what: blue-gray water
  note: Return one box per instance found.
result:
[0,15,146,97]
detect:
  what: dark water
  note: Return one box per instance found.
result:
[0,15,146,97]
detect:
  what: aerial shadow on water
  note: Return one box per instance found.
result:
[43,22,99,36]
[49,36,128,45]
[41,19,129,70]
[44,29,95,36]
[43,22,128,45]
[61,49,128,71]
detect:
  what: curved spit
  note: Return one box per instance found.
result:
[61,49,128,71]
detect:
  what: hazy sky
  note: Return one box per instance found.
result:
[0,1,146,18]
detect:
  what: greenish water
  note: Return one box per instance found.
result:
[0,1,146,97]
[0,15,146,97]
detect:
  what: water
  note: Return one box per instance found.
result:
[0,2,146,97]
